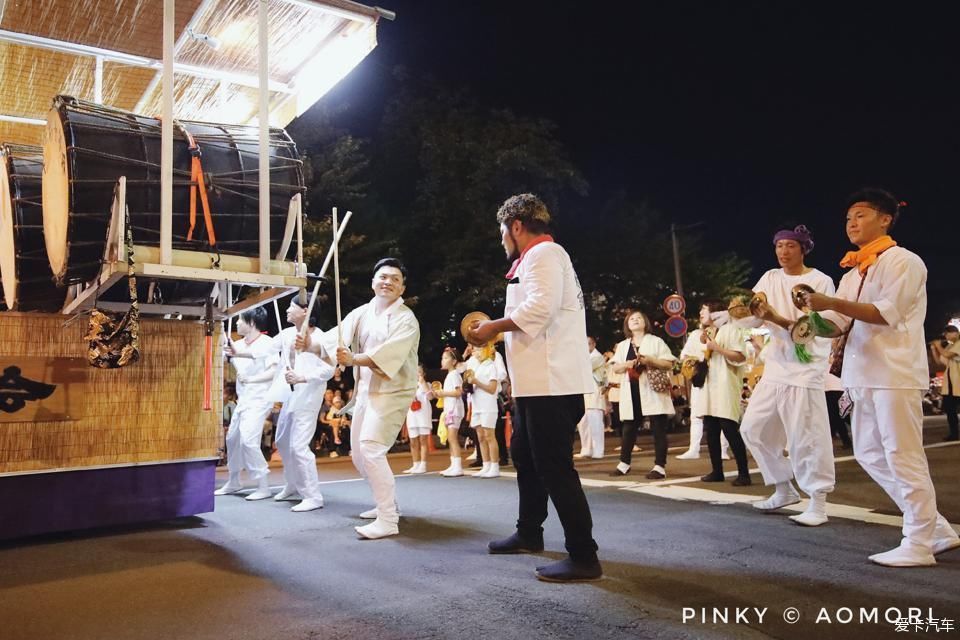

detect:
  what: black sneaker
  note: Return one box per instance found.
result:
[944,435,959,442]
[488,532,544,554]
[469,459,484,468]
[535,557,603,583]
[731,476,752,487]
[608,468,629,477]
[700,472,725,482]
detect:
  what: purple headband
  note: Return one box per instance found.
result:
[773,225,814,254]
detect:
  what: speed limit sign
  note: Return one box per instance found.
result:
[663,294,686,317]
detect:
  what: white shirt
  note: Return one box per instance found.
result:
[752,268,836,389]
[406,380,433,428]
[680,329,707,417]
[230,333,280,407]
[698,323,746,422]
[823,246,929,390]
[466,352,507,414]
[504,241,595,397]
[443,370,464,419]
[611,335,677,420]
[271,326,334,414]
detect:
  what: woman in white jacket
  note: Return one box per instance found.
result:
[609,310,677,479]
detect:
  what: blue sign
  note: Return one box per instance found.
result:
[665,315,688,338]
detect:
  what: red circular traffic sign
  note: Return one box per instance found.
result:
[663,294,686,317]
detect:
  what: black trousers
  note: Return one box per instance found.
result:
[495,413,509,464]
[703,415,749,478]
[825,390,852,447]
[619,414,669,467]
[511,394,598,562]
[609,401,623,437]
[944,395,959,438]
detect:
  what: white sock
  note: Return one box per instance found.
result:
[616,461,630,474]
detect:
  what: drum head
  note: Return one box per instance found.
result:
[0,151,15,309]
[42,109,70,281]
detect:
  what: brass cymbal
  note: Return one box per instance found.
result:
[461,311,491,346]
[791,284,815,312]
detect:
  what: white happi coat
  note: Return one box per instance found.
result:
[698,323,746,422]
[680,329,707,418]
[320,297,420,446]
[584,348,607,411]
[503,241,594,398]
[611,334,676,420]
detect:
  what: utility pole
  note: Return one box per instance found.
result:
[671,221,705,298]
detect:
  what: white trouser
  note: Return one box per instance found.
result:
[684,417,729,453]
[740,380,835,496]
[225,401,272,482]
[577,409,605,457]
[350,399,399,524]
[850,388,941,549]
[275,406,323,501]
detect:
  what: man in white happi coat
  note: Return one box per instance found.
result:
[576,337,607,460]
[271,296,335,512]
[805,188,960,566]
[216,306,278,501]
[300,258,420,539]
[740,224,837,526]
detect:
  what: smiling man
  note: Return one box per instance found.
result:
[299,258,420,540]
[469,193,601,583]
[803,188,960,567]
[739,224,837,527]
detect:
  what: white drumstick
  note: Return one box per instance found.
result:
[298,209,353,346]
[333,207,343,348]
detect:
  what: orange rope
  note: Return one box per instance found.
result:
[181,127,217,245]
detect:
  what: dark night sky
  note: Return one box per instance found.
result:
[303,1,959,330]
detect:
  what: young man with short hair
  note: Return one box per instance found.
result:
[740,224,837,526]
[804,188,960,566]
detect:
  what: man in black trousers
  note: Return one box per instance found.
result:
[469,193,601,582]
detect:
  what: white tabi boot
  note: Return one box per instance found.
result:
[869,539,936,567]
[245,475,273,501]
[932,515,960,555]
[355,518,399,539]
[214,474,243,495]
[753,481,801,512]
[273,485,300,501]
[676,419,703,460]
[291,497,324,512]
[789,491,829,526]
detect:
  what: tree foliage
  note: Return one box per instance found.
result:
[290,70,751,361]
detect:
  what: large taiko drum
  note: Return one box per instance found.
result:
[42,96,305,286]
[0,143,68,311]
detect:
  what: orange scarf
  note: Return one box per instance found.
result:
[839,235,897,274]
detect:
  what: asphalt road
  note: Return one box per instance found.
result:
[1,418,957,640]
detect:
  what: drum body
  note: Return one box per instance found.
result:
[43,96,305,286]
[0,143,67,311]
